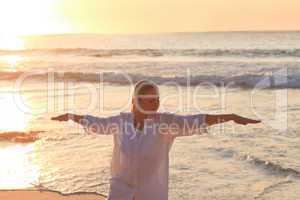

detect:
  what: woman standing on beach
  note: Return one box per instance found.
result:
[52,80,261,200]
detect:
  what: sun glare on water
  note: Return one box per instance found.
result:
[0,55,23,72]
[0,94,38,188]
[0,144,40,189]
[5,55,20,66]
[0,94,31,132]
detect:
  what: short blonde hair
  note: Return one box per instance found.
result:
[133,80,159,98]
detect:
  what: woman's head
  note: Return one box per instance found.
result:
[132,80,160,114]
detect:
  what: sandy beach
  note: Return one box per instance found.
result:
[0,189,106,200]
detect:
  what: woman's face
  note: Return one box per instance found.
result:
[134,87,160,114]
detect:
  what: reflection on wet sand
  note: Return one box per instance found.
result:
[0,143,40,189]
[0,131,43,143]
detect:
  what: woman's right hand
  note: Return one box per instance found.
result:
[232,114,261,125]
[51,113,70,122]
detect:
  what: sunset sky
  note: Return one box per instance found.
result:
[0,0,299,36]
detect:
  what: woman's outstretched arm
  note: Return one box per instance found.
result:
[51,113,84,124]
[51,113,121,135]
[205,114,261,126]
[159,112,261,138]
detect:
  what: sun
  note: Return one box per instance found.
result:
[0,0,73,36]
[0,35,24,50]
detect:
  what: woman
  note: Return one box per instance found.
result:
[52,80,261,200]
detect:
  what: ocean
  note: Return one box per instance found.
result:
[0,32,299,200]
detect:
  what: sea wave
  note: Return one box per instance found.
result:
[2,71,300,89]
[1,48,300,58]
[239,154,300,178]
[212,147,300,179]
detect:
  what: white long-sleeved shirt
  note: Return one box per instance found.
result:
[80,112,206,200]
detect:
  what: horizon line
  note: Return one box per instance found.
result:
[19,30,300,37]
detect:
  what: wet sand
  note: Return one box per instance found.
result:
[0,189,106,200]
